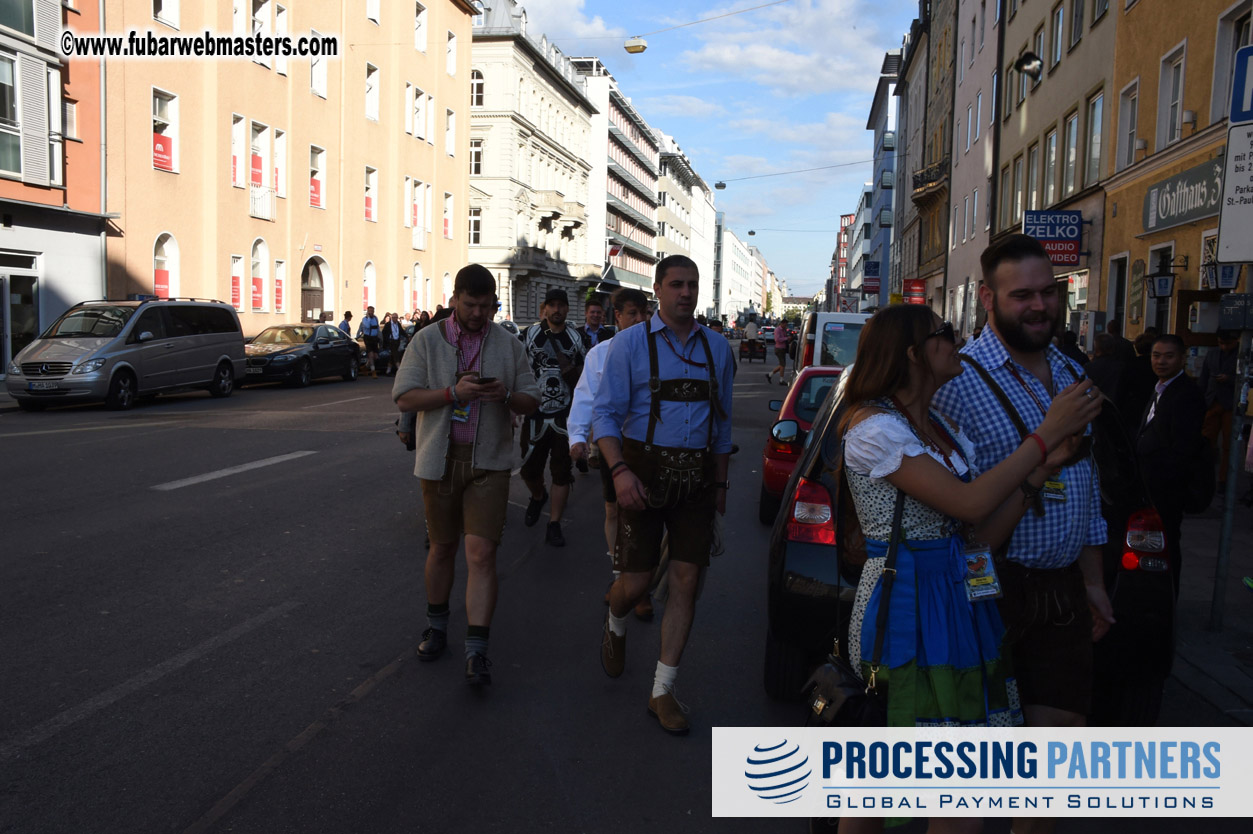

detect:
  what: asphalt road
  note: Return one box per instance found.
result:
[0,364,1243,834]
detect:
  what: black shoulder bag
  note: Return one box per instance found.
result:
[802,488,906,727]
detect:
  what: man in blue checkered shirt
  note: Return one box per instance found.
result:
[934,235,1114,751]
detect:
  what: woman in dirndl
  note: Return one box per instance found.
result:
[838,305,1101,834]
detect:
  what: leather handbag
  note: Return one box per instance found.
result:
[803,489,906,727]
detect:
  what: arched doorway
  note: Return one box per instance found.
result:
[300,256,333,322]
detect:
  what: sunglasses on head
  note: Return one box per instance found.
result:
[926,321,956,344]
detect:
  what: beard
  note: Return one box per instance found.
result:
[992,296,1058,353]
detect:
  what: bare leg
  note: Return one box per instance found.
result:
[603,502,618,558]
[462,534,499,627]
[659,561,700,666]
[424,540,459,607]
[609,571,651,618]
[550,483,570,523]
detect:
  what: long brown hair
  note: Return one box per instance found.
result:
[837,304,941,434]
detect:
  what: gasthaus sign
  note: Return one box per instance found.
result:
[1023,211,1082,266]
[1143,157,1224,233]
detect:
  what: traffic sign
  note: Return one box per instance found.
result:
[1231,45,1253,125]
[1217,123,1253,262]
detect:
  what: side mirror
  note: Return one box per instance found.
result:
[768,399,783,412]
[771,419,801,444]
[137,331,155,342]
[316,338,329,347]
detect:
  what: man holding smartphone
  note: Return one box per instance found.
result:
[393,265,539,687]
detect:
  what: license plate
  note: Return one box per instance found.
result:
[246,367,263,374]
[28,381,58,391]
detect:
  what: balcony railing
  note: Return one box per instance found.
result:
[912,159,949,191]
[249,184,275,220]
[881,170,895,189]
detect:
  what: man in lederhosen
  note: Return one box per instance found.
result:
[592,254,734,736]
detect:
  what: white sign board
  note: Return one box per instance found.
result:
[1217,123,1253,262]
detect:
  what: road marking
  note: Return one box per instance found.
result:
[301,396,373,409]
[0,601,300,762]
[152,451,317,491]
[0,421,179,439]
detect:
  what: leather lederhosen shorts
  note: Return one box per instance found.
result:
[614,438,716,573]
[421,443,511,545]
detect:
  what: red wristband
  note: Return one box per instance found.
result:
[444,386,454,404]
[1025,432,1048,464]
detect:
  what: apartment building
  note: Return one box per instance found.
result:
[715,212,755,320]
[469,0,595,325]
[867,50,899,311]
[1,0,106,374]
[915,0,957,313]
[1102,0,1247,348]
[571,57,659,294]
[948,0,998,336]
[103,0,475,334]
[847,184,874,309]
[994,0,1117,332]
[655,130,718,312]
[891,14,928,301]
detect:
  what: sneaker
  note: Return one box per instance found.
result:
[634,596,654,621]
[546,521,566,547]
[524,489,549,527]
[465,652,493,686]
[647,690,691,735]
[779,379,787,386]
[416,627,447,662]
[600,614,625,678]
[765,372,772,383]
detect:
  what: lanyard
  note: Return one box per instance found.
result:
[1005,363,1052,418]
[889,396,967,477]
[660,329,708,368]
[446,317,483,372]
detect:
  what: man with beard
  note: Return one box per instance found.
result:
[520,288,587,546]
[394,265,539,686]
[934,235,1113,833]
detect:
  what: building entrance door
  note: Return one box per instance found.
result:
[2,271,39,374]
[301,259,325,322]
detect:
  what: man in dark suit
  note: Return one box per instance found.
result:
[1136,334,1206,596]
[577,296,616,352]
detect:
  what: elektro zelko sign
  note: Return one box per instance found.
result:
[1024,210,1082,266]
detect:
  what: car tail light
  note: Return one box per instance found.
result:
[767,435,802,460]
[802,339,814,368]
[785,477,835,545]
[1120,508,1169,572]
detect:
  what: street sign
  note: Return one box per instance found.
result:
[1217,123,1253,262]
[1023,210,1082,265]
[1230,45,1253,125]
[1219,264,1242,290]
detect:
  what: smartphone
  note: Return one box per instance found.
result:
[475,376,497,385]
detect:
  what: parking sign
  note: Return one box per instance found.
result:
[1232,45,1253,125]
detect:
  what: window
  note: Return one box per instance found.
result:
[1085,93,1103,185]
[1000,165,1012,230]
[1045,129,1058,204]
[411,179,427,249]
[469,138,482,175]
[966,105,972,151]
[367,0,379,24]
[154,233,178,299]
[1071,0,1085,46]
[472,1,485,27]
[275,6,288,75]
[274,259,286,313]
[1004,64,1014,116]
[153,0,179,29]
[963,195,970,241]
[1118,81,1138,170]
[230,255,243,310]
[445,109,455,155]
[470,70,484,107]
[249,121,271,219]
[363,262,376,311]
[410,85,426,138]
[1063,112,1079,195]
[251,0,271,68]
[365,64,379,120]
[980,1,986,48]
[63,100,77,140]
[365,166,377,222]
[975,92,982,139]
[309,145,325,208]
[443,192,453,238]
[273,129,286,197]
[989,73,997,125]
[1012,156,1024,224]
[251,238,269,311]
[951,204,959,249]
[1027,143,1041,210]
[468,208,481,245]
[1033,28,1045,86]
[446,32,457,76]
[959,41,966,83]
[1051,4,1065,67]
[1094,0,1109,20]
[414,3,427,51]
[972,187,980,232]
[311,29,327,97]
[1018,54,1028,102]
[152,89,177,172]
[231,114,245,186]
[1211,6,1252,123]
[1159,47,1185,148]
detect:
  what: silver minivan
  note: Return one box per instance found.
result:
[4,299,245,411]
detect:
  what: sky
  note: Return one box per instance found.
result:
[518,0,920,296]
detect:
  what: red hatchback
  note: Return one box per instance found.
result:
[759,365,843,524]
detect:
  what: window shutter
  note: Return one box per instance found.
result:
[18,55,50,185]
[63,100,77,139]
[33,0,60,51]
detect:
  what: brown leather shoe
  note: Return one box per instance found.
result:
[647,691,690,735]
[633,596,654,621]
[600,615,625,678]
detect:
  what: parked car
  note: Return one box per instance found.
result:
[244,324,358,386]
[763,383,1173,726]
[5,298,244,411]
[759,365,844,524]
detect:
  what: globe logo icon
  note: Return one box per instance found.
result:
[745,739,810,804]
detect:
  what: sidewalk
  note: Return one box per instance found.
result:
[0,387,18,413]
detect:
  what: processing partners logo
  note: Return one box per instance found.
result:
[744,739,810,805]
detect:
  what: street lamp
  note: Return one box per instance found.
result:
[1014,51,1044,82]
[714,181,727,190]
[624,36,647,54]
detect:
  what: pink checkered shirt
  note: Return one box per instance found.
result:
[445,315,485,444]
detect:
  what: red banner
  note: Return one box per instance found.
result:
[363,287,370,310]
[154,268,169,298]
[310,177,322,208]
[903,278,927,305]
[365,195,374,221]
[275,275,284,311]
[252,276,263,310]
[231,273,241,309]
[153,133,173,171]
[232,154,237,184]
[251,153,262,187]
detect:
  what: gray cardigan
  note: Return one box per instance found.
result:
[393,320,539,480]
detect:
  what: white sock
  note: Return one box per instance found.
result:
[608,610,629,637]
[652,661,679,697]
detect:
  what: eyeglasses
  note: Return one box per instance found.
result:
[926,321,956,344]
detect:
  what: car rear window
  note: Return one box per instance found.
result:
[793,374,838,425]
[820,321,864,367]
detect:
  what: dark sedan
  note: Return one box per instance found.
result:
[244,324,359,386]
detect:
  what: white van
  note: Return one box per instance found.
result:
[793,311,872,372]
[5,298,245,411]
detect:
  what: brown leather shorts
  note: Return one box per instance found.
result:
[614,438,716,573]
[421,443,511,545]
